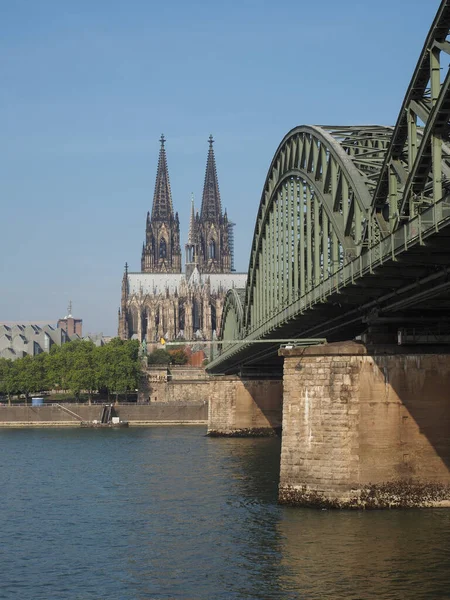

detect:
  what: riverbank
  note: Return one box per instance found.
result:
[0,402,208,427]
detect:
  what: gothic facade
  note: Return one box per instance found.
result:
[141,135,182,273]
[118,135,246,343]
[185,135,231,277]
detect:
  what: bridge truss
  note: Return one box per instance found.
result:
[210,0,450,374]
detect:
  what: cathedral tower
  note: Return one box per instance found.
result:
[118,262,129,339]
[195,136,231,274]
[141,135,182,273]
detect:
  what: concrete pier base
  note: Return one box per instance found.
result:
[279,342,450,508]
[207,376,283,437]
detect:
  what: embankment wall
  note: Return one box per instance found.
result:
[140,366,283,436]
[0,402,208,426]
[139,366,210,403]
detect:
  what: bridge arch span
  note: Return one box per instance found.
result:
[219,288,245,348]
[372,0,450,231]
[243,125,393,335]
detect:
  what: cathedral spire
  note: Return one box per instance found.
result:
[142,136,181,273]
[187,193,196,244]
[185,193,197,279]
[196,136,231,274]
[200,135,222,222]
[151,134,174,221]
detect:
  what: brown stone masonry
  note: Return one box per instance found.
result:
[279,342,450,509]
[207,377,283,437]
[139,365,283,436]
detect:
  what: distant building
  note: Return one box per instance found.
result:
[83,333,111,347]
[119,266,246,342]
[0,304,86,361]
[57,302,82,337]
[118,135,246,342]
[0,323,76,361]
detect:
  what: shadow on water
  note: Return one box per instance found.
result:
[204,434,450,600]
[277,507,450,600]
[126,433,290,599]
[207,434,282,501]
[198,435,298,599]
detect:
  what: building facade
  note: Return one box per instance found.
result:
[57,302,83,337]
[185,135,231,277]
[141,135,182,274]
[0,322,76,360]
[119,135,246,343]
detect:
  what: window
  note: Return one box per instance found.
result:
[159,238,167,258]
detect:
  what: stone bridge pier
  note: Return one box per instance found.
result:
[278,342,450,508]
[207,376,283,437]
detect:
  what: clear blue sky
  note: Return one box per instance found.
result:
[0,0,439,335]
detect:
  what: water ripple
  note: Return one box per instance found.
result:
[0,428,448,599]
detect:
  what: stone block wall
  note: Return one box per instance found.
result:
[279,342,450,508]
[139,366,210,403]
[208,377,283,436]
[139,366,283,433]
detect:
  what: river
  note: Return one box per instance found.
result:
[1,426,449,599]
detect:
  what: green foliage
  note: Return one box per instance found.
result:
[0,358,18,401]
[97,338,141,401]
[1,338,142,402]
[168,348,188,365]
[147,348,172,364]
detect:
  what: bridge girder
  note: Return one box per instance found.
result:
[242,125,394,337]
[372,0,450,231]
[210,0,450,375]
[220,288,245,348]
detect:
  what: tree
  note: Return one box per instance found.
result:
[66,341,97,403]
[168,348,188,365]
[96,338,141,402]
[45,343,73,392]
[0,358,17,404]
[148,349,172,364]
[0,338,142,404]
[14,354,46,401]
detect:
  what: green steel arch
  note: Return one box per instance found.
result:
[243,125,395,336]
[211,0,450,372]
[220,288,245,347]
[372,0,450,232]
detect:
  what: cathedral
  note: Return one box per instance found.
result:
[118,135,246,343]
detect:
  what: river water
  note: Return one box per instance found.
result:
[1,426,449,600]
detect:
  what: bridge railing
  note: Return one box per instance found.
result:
[211,195,450,369]
[253,196,450,337]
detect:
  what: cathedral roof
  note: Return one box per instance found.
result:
[128,273,183,295]
[196,272,247,293]
[200,135,222,222]
[127,271,247,296]
[151,134,174,221]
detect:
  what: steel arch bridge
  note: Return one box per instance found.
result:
[209,0,450,375]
